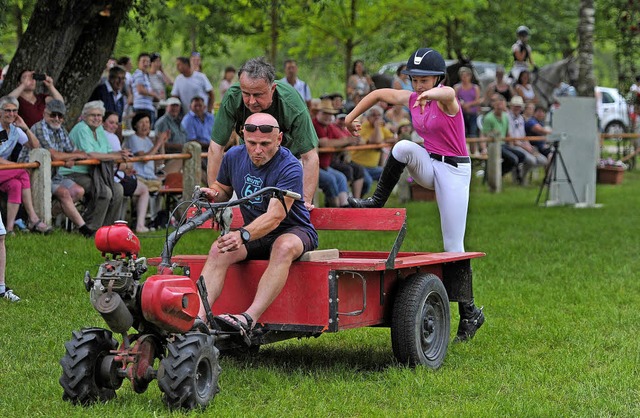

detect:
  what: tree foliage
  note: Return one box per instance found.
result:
[3,1,640,103]
[0,0,135,122]
[595,0,640,91]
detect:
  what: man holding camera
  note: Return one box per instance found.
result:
[8,70,64,129]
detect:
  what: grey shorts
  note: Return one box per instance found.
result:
[245,226,318,260]
[52,176,78,194]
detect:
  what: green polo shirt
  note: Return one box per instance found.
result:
[482,111,510,138]
[211,80,318,158]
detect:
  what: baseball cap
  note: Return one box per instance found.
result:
[165,97,181,106]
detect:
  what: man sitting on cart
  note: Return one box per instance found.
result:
[198,112,318,336]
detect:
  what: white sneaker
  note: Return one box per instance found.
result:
[2,289,20,302]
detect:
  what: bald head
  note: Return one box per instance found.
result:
[243,113,282,167]
[245,112,279,128]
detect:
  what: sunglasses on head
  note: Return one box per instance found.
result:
[243,124,280,133]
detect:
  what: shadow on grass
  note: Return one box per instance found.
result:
[221,331,405,373]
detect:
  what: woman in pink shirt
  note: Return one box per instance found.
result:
[345,48,483,342]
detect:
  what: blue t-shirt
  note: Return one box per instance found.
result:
[525,117,545,147]
[128,134,157,180]
[181,111,214,146]
[218,145,317,245]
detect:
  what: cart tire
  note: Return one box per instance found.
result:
[158,332,221,410]
[59,328,121,405]
[391,273,450,369]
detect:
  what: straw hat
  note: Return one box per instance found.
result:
[318,98,338,114]
[509,95,525,107]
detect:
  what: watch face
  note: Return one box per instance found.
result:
[241,228,250,243]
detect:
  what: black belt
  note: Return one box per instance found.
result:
[429,153,471,167]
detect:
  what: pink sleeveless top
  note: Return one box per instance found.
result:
[409,90,468,156]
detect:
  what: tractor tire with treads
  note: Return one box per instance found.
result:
[59,328,121,405]
[158,332,221,410]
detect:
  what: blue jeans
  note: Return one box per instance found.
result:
[318,167,348,198]
[364,166,383,182]
[362,168,373,196]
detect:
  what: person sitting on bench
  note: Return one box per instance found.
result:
[198,112,318,337]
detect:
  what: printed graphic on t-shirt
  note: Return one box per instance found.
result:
[243,174,264,204]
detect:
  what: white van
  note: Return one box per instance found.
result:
[595,86,629,134]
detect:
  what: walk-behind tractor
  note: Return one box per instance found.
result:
[60,187,484,410]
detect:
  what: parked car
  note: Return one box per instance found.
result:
[595,86,630,134]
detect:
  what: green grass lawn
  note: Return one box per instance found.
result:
[1,171,639,417]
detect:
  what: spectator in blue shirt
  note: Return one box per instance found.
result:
[181,96,214,150]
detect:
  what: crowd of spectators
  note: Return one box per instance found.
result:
[0,51,231,240]
[0,33,557,246]
[0,24,567,303]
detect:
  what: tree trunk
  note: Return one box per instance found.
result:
[12,4,24,44]
[0,0,134,124]
[344,0,356,97]
[269,0,278,64]
[576,0,596,97]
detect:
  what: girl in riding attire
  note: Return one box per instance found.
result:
[344,48,484,342]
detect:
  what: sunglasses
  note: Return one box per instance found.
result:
[243,124,280,133]
[47,112,64,119]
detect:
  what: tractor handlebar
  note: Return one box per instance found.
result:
[159,186,302,270]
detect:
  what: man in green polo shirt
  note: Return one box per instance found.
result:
[482,93,524,180]
[208,57,319,209]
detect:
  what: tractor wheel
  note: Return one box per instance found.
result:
[59,328,121,405]
[158,332,221,410]
[391,273,450,369]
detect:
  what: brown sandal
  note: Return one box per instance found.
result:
[29,219,53,235]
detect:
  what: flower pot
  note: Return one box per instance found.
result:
[410,184,436,201]
[597,166,625,185]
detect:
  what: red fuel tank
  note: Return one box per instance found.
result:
[141,275,200,333]
[95,221,140,257]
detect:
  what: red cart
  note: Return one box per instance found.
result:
[59,187,484,410]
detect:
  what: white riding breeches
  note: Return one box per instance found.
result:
[392,140,471,252]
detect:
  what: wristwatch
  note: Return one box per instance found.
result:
[238,227,251,244]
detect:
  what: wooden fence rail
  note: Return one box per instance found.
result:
[1,131,638,225]
[0,143,202,226]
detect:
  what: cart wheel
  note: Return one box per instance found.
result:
[158,332,221,410]
[59,328,122,405]
[391,273,450,369]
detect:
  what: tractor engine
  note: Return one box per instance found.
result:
[86,222,200,335]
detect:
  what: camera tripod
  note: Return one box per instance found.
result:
[535,140,579,205]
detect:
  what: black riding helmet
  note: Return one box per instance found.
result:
[401,48,446,85]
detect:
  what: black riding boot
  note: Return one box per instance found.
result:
[348,153,407,208]
[455,300,485,342]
